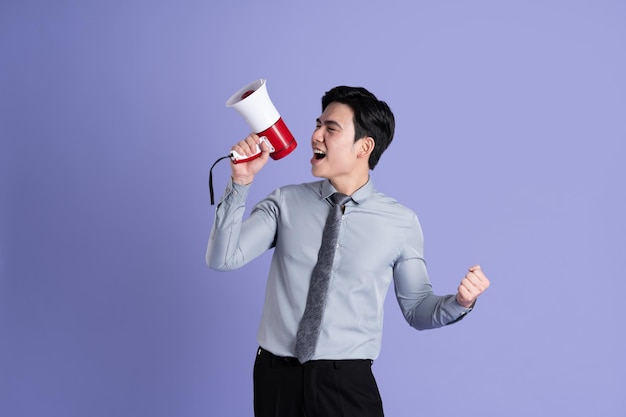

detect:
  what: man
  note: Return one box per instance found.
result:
[206,86,490,417]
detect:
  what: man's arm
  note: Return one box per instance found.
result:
[393,257,473,330]
[205,134,274,271]
[392,213,490,329]
[393,259,490,329]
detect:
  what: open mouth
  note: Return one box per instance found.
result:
[314,150,326,160]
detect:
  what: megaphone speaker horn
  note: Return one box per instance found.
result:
[226,79,297,163]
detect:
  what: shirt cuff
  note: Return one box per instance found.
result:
[220,177,250,206]
[446,297,474,325]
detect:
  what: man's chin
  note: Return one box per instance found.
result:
[310,166,327,179]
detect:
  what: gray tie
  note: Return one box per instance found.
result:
[295,192,351,363]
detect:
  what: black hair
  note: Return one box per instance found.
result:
[321,86,395,170]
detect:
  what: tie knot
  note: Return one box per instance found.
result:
[330,192,351,207]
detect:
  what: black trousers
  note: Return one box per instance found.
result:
[253,347,385,417]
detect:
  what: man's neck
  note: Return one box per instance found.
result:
[329,172,370,196]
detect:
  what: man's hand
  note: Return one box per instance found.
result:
[456,265,490,308]
[230,133,271,185]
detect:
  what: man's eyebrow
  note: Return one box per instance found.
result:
[316,118,343,129]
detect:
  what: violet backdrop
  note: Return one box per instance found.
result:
[1,1,625,416]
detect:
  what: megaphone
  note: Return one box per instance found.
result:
[226,79,297,163]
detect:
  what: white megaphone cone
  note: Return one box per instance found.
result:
[226,79,297,163]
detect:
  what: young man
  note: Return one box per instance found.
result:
[207,86,490,417]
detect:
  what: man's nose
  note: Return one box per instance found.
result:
[312,129,323,142]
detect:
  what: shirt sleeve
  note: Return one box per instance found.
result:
[392,214,472,330]
[205,178,278,271]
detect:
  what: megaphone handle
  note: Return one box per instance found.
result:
[230,136,275,164]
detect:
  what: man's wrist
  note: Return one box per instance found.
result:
[456,294,476,309]
[232,175,254,186]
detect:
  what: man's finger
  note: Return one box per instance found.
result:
[468,266,489,284]
[463,273,489,294]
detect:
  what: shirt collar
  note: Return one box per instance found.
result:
[320,178,374,205]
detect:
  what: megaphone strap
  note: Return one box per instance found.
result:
[209,155,230,205]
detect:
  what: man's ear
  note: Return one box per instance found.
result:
[358,137,375,158]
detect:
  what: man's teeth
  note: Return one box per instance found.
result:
[314,150,326,160]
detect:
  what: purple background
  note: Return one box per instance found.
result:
[2,1,625,416]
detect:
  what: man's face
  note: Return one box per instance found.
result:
[310,102,362,180]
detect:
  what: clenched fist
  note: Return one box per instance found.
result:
[456,265,490,308]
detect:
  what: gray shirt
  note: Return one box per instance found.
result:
[207,177,471,360]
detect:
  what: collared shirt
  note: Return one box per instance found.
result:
[207,177,471,360]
